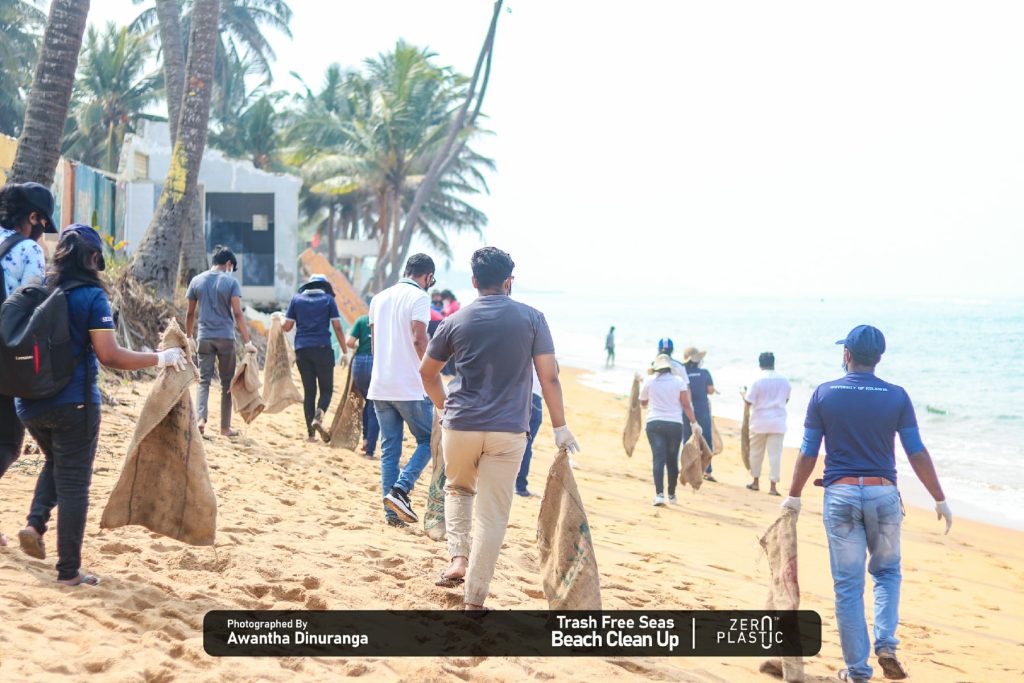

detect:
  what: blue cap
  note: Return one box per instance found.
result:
[836,324,885,358]
[60,224,106,271]
[657,337,674,354]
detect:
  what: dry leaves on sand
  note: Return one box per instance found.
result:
[262,315,302,414]
[679,432,714,491]
[758,509,805,682]
[423,409,446,541]
[537,449,601,610]
[327,360,364,449]
[622,374,642,457]
[230,349,264,424]
[100,319,217,546]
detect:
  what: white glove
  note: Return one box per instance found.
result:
[690,421,703,438]
[244,341,257,354]
[338,352,350,368]
[781,496,802,517]
[156,347,188,371]
[554,425,581,455]
[935,500,952,535]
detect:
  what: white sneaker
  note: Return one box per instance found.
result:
[652,494,666,507]
[668,495,678,505]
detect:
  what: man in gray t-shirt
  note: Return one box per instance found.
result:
[420,247,581,611]
[185,246,254,436]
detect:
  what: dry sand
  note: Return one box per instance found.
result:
[1,366,1022,682]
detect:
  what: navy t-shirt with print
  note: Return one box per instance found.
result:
[285,290,340,350]
[16,286,114,421]
[803,372,918,486]
[685,366,714,419]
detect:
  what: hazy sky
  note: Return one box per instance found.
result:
[87,0,1024,299]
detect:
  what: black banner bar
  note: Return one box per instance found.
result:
[203,610,821,657]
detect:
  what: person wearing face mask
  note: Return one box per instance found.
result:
[15,225,187,585]
[420,247,579,610]
[0,182,53,546]
[782,325,952,683]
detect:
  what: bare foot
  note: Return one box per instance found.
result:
[306,435,318,443]
[197,419,206,435]
[463,603,489,612]
[436,556,467,587]
[221,428,239,437]
[0,532,7,547]
[57,573,100,586]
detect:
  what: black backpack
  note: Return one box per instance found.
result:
[0,236,91,399]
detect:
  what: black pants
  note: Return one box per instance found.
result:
[25,403,101,581]
[0,394,26,477]
[296,346,335,436]
[646,420,682,497]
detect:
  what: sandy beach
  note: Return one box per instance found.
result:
[0,366,1022,682]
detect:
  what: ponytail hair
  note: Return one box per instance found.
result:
[0,184,33,232]
[47,231,107,292]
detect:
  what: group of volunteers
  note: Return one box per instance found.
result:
[635,321,955,682]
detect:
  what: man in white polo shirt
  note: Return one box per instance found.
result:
[369,253,436,527]
[744,352,791,496]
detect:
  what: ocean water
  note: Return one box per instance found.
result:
[476,288,1024,530]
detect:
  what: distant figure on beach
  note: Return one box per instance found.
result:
[0,184,51,512]
[441,289,460,317]
[16,225,187,585]
[744,352,790,496]
[605,326,616,367]
[368,254,436,528]
[681,347,716,482]
[514,369,544,497]
[783,325,953,683]
[282,275,347,442]
[641,353,701,506]
[428,289,444,337]
[346,313,379,458]
[185,246,256,436]
[421,246,579,610]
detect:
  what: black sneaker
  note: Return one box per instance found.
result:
[384,486,417,523]
[386,516,408,528]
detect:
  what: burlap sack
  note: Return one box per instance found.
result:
[679,431,714,491]
[711,418,724,455]
[537,449,601,609]
[100,319,217,546]
[230,349,264,424]
[423,409,446,541]
[261,315,301,414]
[622,374,642,457]
[328,359,364,449]
[741,400,752,471]
[758,509,805,682]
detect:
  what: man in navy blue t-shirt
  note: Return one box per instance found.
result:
[782,325,952,683]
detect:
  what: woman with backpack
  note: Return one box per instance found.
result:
[15,224,187,586]
[0,182,52,547]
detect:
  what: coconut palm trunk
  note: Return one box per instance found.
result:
[8,0,90,186]
[129,0,220,298]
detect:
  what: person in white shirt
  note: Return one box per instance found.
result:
[369,254,436,527]
[640,354,701,506]
[744,352,791,496]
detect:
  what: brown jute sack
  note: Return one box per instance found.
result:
[423,409,446,541]
[230,349,264,424]
[758,509,805,682]
[679,431,714,491]
[622,374,642,457]
[100,319,217,546]
[261,315,301,414]
[741,400,752,471]
[328,359,364,449]
[711,418,724,455]
[537,449,601,609]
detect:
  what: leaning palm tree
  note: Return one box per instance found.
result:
[8,0,90,186]
[0,0,45,137]
[63,22,163,172]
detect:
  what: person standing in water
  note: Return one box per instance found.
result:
[605,326,616,367]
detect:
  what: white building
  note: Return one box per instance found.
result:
[119,121,300,306]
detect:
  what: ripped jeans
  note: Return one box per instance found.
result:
[823,484,903,681]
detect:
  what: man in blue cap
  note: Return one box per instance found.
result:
[782,325,952,683]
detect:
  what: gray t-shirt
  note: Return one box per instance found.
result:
[186,269,241,341]
[427,295,555,433]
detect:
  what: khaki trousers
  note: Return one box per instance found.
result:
[749,432,785,482]
[442,428,527,606]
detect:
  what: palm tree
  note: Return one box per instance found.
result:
[62,23,162,172]
[8,0,90,186]
[0,0,45,137]
[128,0,219,298]
[207,44,283,170]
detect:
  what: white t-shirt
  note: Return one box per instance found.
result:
[367,279,431,401]
[745,370,791,434]
[640,372,688,424]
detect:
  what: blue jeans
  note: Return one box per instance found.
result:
[823,484,903,680]
[646,420,682,497]
[374,397,433,519]
[515,394,544,493]
[351,355,379,455]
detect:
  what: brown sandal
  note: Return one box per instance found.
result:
[877,652,908,680]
